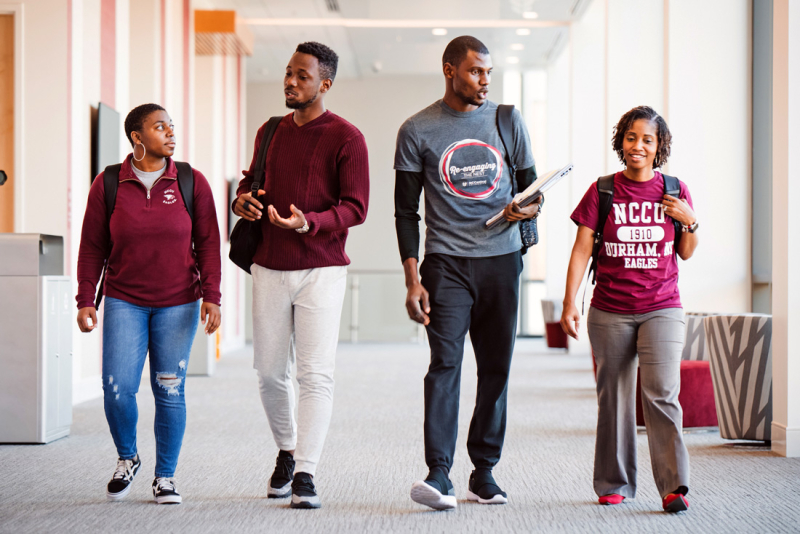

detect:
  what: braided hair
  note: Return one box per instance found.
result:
[124,103,166,147]
[611,106,672,169]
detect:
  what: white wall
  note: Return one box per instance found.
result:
[667,0,752,313]
[544,39,572,304]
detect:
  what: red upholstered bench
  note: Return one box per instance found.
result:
[635,360,719,428]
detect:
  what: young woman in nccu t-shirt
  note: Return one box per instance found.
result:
[560,106,699,513]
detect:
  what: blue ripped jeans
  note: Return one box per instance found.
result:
[102,297,200,478]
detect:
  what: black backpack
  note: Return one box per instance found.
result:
[228,116,283,274]
[587,173,682,286]
[94,161,195,308]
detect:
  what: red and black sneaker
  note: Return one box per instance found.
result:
[598,494,625,505]
[662,493,689,512]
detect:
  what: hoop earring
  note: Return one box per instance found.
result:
[133,143,146,162]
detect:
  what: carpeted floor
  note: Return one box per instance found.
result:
[1,339,799,533]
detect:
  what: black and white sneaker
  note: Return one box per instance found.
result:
[268,450,295,498]
[152,477,182,505]
[106,455,141,501]
[410,468,457,510]
[466,469,508,505]
[290,472,321,509]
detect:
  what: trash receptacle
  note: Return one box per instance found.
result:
[0,234,72,443]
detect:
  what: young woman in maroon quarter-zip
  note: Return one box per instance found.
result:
[75,104,222,505]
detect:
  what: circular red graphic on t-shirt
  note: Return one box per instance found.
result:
[438,139,504,200]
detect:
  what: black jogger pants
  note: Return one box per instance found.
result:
[419,250,523,472]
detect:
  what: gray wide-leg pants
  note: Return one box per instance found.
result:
[587,306,690,499]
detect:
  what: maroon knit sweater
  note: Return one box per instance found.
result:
[236,111,370,271]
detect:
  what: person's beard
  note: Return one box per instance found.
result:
[285,90,319,110]
[455,86,487,107]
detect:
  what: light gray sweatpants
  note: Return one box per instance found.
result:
[587,306,690,499]
[252,264,347,476]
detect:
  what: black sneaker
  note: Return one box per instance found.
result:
[466,469,508,505]
[290,472,321,509]
[152,477,182,505]
[106,455,141,501]
[410,468,457,510]
[268,450,295,498]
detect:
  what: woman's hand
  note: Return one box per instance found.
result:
[77,307,98,333]
[560,302,581,340]
[662,195,695,226]
[560,225,595,341]
[201,302,221,335]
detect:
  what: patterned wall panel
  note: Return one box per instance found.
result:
[683,312,717,361]
[704,314,773,441]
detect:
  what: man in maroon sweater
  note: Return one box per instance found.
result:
[233,42,369,509]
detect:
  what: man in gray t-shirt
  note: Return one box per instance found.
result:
[395,36,541,511]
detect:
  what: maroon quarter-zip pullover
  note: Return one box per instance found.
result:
[236,111,370,271]
[76,155,222,309]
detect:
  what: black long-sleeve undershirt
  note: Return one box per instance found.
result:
[394,166,538,262]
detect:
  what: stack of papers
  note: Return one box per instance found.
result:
[485,163,574,229]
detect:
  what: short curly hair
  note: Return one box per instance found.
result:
[612,106,672,169]
[296,41,339,82]
[124,103,166,147]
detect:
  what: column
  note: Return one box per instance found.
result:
[771,0,800,458]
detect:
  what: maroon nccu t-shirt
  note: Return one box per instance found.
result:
[571,171,694,314]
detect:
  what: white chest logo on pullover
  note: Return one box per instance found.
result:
[163,189,177,205]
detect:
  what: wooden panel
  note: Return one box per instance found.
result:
[0,15,13,233]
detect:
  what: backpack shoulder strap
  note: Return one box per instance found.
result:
[103,164,122,221]
[174,161,194,222]
[588,174,616,285]
[662,173,682,247]
[496,104,517,192]
[96,163,121,310]
[596,173,616,232]
[252,116,283,195]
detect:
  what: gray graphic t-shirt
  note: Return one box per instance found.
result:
[394,99,535,258]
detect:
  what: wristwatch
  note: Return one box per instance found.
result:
[296,221,310,234]
[682,221,699,233]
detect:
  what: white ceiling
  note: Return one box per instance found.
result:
[194,0,592,82]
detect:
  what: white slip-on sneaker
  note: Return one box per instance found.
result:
[410,473,457,511]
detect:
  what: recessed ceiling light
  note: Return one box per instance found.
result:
[510,43,525,51]
[507,56,520,64]
[516,28,531,36]
[522,11,539,19]
[432,28,448,36]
